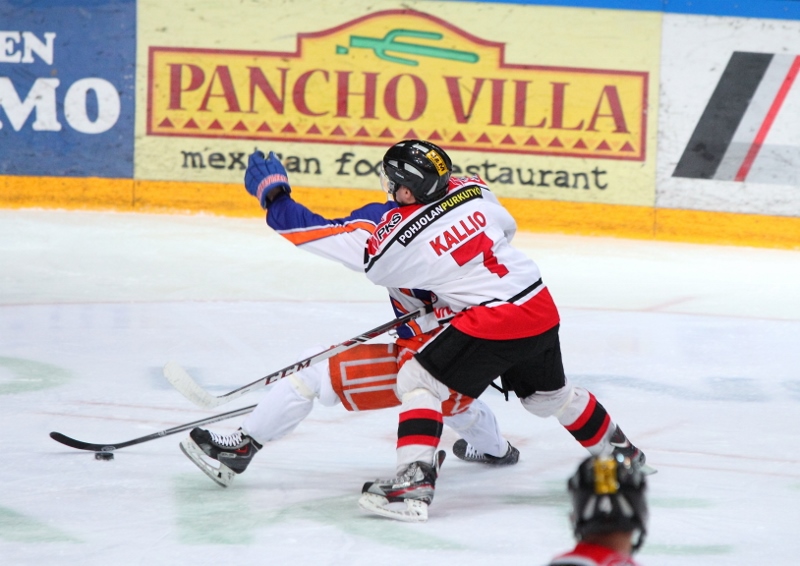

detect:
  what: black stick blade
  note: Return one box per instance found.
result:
[50,432,117,452]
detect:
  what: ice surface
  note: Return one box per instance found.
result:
[1,209,799,565]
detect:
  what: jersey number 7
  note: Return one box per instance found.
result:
[451,233,509,277]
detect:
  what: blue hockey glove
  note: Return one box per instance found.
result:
[244,150,291,209]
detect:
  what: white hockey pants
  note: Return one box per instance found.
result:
[242,349,507,462]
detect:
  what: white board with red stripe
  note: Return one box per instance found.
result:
[657,13,800,216]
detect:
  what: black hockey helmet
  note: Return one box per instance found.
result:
[568,456,649,552]
[380,140,452,204]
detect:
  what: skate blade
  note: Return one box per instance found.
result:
[358,493,429,523]
[179,437,237,488]
[640,463,658,475]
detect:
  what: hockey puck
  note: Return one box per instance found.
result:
[95,451,114,461]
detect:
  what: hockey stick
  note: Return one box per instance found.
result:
[163,305,431,409]
[49,403,257,452]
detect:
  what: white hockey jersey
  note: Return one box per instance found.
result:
[364,176,560,340]
[264,192,442,337]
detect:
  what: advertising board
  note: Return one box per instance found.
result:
[658,14,800,217]
[0,0,135,178]
[137,0,661,207]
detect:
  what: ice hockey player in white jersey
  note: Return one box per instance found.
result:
[352,139,649,522]
[179,148,520,488]
[547,455,648,566]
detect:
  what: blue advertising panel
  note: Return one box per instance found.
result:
[0,0,135,177]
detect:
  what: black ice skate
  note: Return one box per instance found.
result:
[358,451,445,523]
[452,439,520,465]
[608,425,655,475]
[180,427,262,488]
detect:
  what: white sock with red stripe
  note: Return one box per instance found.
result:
[521,384,614,454]
[396,388,443,475]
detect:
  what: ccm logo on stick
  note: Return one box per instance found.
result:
[429,212,487,256]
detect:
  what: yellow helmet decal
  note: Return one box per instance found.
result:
[425,149,448,176]
[593,458,619,495]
